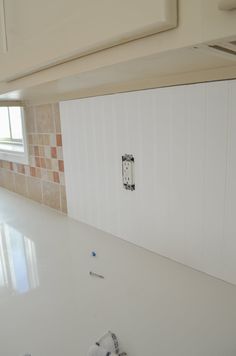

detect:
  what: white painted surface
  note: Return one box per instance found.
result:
[0,0,177,81]
[61,79,236,285]
[1,188,236,356]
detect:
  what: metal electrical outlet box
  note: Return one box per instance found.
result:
[122,154,135,191]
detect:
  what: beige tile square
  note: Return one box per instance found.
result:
[35,168,42,178]
[38,146,45,157]
[44,146,51,158]
[32,134,38,145]
[28,145,34,155]
[50,134,56,146]
[45,159,52,170]
[51,159,58,171]
[24,107,36,133]
[12,163,17,172]
[24,166,30,176]
[28,134,33,144]
[2,170,15,191]
[53,103,61,133]
[38,134,44,145]
[42,181,60,210]
[2,161,12,170]
[59,172,65,185]
[29,156,36,167]
[57,147,64,160]
[60,185,67,214]
[15,174,28,197]
[27,176,42,203]
[35,104,54,133]
[41,169,48,180]
[43,134,50,146]
[46,170,54,182]
[0,168,3,186]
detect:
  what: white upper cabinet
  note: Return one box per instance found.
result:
[0,0,7,54]
[0,0,177,81]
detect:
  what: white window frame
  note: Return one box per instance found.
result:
[0,107,29,164]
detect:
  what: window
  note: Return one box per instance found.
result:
[0,106,28,164]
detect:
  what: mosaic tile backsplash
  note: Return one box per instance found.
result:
[0,103,67,213]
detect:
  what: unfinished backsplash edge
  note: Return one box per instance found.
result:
[0,103,67,214]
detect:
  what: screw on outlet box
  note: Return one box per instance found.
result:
[91,251,96,257]
[122,154,135,191]
[89,271,104,279]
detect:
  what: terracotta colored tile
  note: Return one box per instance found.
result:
[51,147,57,158]
[34,146,39,156]
[30,167,36,177]
[58,160,64,172]
[45,159,52,170]
[35,157,41,167]
[53,171,60,183]
[40,158,46,168]
[9,162,13,171]
[17,164,25,174]
[56,134,62,146]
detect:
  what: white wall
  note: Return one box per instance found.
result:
[60,79,236,285]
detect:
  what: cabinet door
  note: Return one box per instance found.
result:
[0,0,7,54]
[0,0,177,81]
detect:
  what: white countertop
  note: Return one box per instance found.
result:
[1,188,236,356]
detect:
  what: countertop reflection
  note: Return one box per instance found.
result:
[0,223,39,296]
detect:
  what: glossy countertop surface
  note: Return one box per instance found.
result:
[1,187,236,356]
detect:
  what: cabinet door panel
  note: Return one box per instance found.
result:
[0,0,177,81]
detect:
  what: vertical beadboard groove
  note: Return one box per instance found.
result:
[60,79,236,285]
[221,82,232,278]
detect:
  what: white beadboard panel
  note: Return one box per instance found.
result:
[60,79,236,284]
